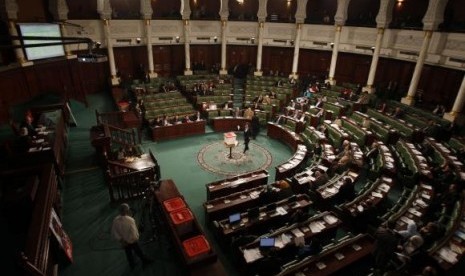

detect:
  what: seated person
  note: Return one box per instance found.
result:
[182,115,191,123]
[311,170,329,188]
[419,222,443,249]
[395,235,424,266]
[337,177,355,202]
[14,127,33,153]
[296,239,322,260]
[276,180,294,200]
[20,113,37,137]
[391,107,404,119]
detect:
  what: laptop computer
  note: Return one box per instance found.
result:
[229,213,241,224]
[260,237,275,248]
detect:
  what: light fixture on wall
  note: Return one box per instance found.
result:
[330,42,334,48]
[237,0,244,5]
[371,46,375,53]
[396,0,404,7]
[213,36,218,43]
[175,36,180,43]
[251,37,255,44]
[287,0,292,8]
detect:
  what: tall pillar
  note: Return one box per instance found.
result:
[141,0,155,79]
[255,0,267,76]
[289,23,302,79]
[220,20,228,75]
[254,22,264,76]
[444,75,465,123]
[401,0,448,105]
[401,31,432,105]
[183,19,193,75]
[8,20,30,65]
[145,19,157,79]
[364,28,384,93]
[327,25,342,85]
[103,19,119,86]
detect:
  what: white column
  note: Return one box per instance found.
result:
[401,31,432,106]
[220,20,228,75]
[289,23,302,79]
[364,28,384,93]
[145,19,157,79]
[254,22,264,76]
[103,19,119,86]
[327,25,342,85]
[183,19,193,75]
[444,75,465,123]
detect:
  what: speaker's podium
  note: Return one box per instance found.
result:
[224,132,238,159]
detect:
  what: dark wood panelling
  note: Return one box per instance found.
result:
[190,45,221,70]
[335,52,371,85]
[262,46,293,75]
[113,47,148,80]
[227,45,257,69]
[298,49,331,79]
[0,58,109,123]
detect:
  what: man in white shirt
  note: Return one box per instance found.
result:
[112,203,152,269]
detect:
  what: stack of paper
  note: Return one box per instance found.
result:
[243,248,263,263]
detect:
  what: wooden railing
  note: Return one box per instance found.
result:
[95,110,124,128]
[103,123,137,147]
[106,167,156,202]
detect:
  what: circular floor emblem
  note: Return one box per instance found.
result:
[197,141,273,176]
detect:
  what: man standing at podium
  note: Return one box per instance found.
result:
[243,123,251,154]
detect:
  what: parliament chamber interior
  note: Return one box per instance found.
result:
[2,0,465,275]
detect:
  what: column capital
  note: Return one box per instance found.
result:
[140,0,153,19]
[376,0,395,29]
[97,0,112,20]
[1,0,19,20]
[422,0,448,31]
[48,0,69,21]
[334,0,351,26]
[257,0,268,22]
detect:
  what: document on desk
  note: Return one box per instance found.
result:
[323,214,338,225]
[309,221,325,233]
[276,207,288,216]
[371,191,383,198]
[281,233,292,246]
[438,247,458,264]
[291,228,304,238]
[378,183,390,193]
[243,248,263,263]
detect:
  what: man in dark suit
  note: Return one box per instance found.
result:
[251,114,260,139]
[243,123,251,154]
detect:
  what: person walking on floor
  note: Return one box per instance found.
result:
[111,203,152,270]
[243,123,251,154]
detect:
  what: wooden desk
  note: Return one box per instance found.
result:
[206,170,269,200]
[340,176,394,218]
[275,144,308,181]
[1,164,67,275]
[107,153,156,171]
[214,194,312,239]
[212,117,251,132]
[278,234,375,276]
[153,180,223,271]
[267,122,303,151]
[239,211,342,269]
[151,120,206,141]
[122,111,142,143]
[204,185,268,222]
[12,106,68,177]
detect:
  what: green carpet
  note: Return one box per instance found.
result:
[59,92,293,276]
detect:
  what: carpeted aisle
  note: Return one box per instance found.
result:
[59,92,293,276]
